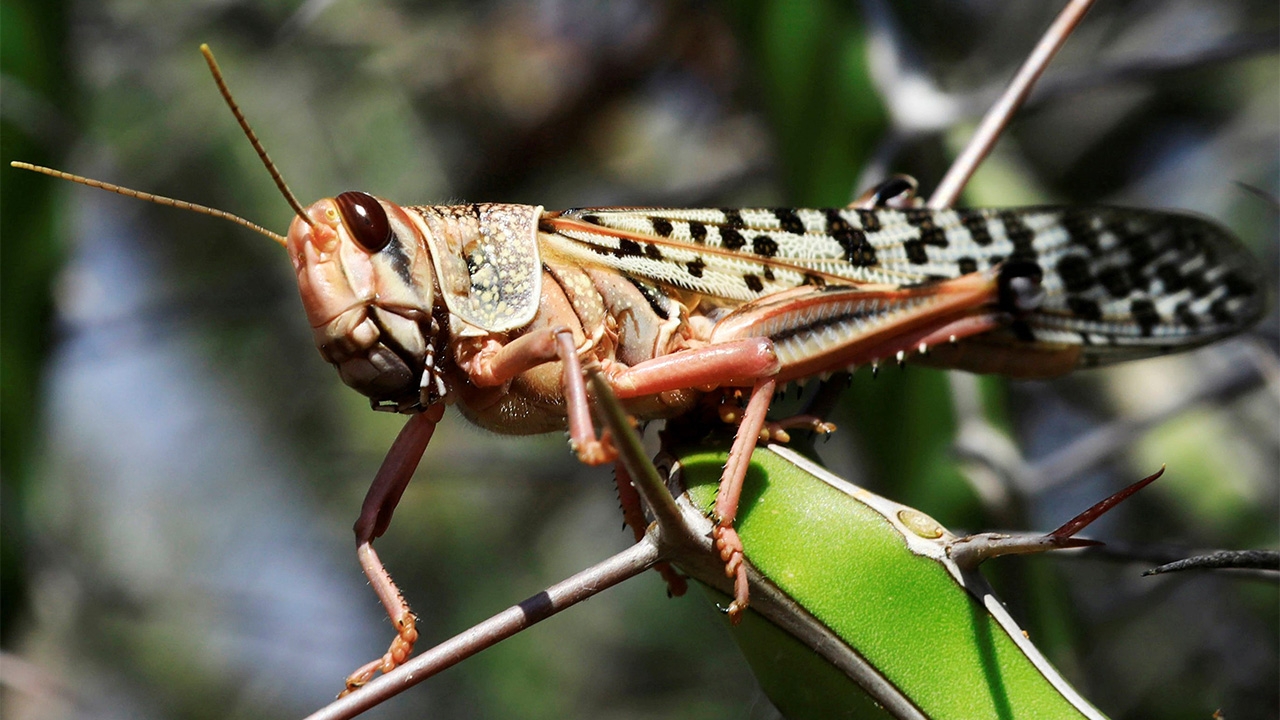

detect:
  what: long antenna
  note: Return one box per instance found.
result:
[11,161,287,246]
[9,44,319,247]
[199,43,315,229]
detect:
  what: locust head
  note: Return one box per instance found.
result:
[11,46,459,413]
[15,46,547,414]
[288,192,445,412]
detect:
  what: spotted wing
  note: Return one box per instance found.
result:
[540,206,1262,363]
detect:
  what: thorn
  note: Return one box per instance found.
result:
[871,362,879,378]
[949,467,1165,570]
[896,350,906,368]
[1050,466,1165,539]
[949,334,957,344]
[918,342,928,355]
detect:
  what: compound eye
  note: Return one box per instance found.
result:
[336,191,392,252]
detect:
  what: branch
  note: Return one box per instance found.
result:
[304,539,659,720]
[927,0,1096,210]
[1030,346,1265,491]
[1143,550,1280,578]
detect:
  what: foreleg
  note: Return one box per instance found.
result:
[342,403,445,695]
[457,328,616,464]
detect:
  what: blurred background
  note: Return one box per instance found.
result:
[2,1,1276,718]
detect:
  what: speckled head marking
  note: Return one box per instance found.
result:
[410,203,544,333]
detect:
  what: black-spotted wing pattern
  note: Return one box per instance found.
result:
[541,206,1262,366]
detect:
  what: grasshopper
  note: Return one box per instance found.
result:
[13,44,1263,693]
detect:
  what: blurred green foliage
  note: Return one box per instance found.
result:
[0,0,70,645]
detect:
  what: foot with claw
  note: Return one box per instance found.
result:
[713,524,751,621]
[572,429,618,466]
[341,615,418,696]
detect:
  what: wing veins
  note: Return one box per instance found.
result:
[543,215,931,288]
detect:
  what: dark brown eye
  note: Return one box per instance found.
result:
[336,191,392,252]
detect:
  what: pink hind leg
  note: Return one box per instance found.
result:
[591,339,785,620]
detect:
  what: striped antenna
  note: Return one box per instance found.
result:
[199,44,314,229]
[10,161,287,246]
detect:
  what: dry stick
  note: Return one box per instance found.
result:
[926,0,1095,210]
[305,539,660,720]
[922,0,1094,519]
[1144,550,1280,576]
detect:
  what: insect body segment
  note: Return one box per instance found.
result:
[410,202,544,333]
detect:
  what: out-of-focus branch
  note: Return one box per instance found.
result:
[950,342,1270,505]
[1143,549,1280,578]
[1029,347,1266,491]
[1007,540,1279,584]
[1029,32,1279,108]
[927,0,1096,209]
[857,3,1276,196]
